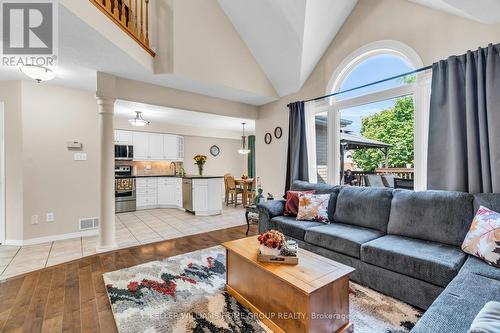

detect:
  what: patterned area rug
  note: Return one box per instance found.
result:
[104,246,422,333]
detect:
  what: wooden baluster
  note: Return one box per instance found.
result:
[105,0,111,12]
[145,0,149,47]
[140,0,144,42]
[110,0,116,17]
[121,0,127,25]
[134,0,138,35]
[128,0,132,29]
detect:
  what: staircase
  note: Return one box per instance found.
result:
[89,0,155,56]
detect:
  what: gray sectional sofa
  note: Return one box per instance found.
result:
[257,181,500,333]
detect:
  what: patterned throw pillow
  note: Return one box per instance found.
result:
[284,190,315,216]
[462,206,500,267]
[296,193,330,223]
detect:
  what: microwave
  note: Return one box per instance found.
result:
[115,145,134,160]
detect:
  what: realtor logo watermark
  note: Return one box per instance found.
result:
[1,0,58,67]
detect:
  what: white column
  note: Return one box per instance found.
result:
[96,97,117,252]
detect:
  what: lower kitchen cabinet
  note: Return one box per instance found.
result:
[192,178,223,216]
[136,177,182,210]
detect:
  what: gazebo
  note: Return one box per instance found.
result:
[340,129,392,182]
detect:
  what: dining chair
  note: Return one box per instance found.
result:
[224,174,243,207]
[247,178,257,204]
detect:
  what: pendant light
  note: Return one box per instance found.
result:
[128,111,150,127]
[238,122,251,154]
[20,65,55,83]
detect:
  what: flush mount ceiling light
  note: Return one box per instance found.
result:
[128,111,150,127]
[19,65,56,83]
[238,122,251,154]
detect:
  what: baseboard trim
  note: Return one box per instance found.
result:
[4,229,99,246]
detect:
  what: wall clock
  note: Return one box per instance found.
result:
[274,126,282,139]
[210,145,220,156]
[264,133,272,144]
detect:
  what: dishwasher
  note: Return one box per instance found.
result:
[182,178,193,213]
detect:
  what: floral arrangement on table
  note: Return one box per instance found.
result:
[258,230,285,256]
[193,154,207,175]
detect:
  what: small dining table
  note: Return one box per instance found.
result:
[234,178,254,208]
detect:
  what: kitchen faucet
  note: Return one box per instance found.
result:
[170,162,177,176]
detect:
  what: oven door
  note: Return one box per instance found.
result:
[115,178,136,201]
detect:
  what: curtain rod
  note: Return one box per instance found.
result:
[287,65,432,107]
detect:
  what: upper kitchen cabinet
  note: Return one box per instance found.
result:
[114,130,134,145]
[115,130,184,161]
[148,133,165,160]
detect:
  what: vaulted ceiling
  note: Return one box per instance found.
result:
[409,0,500,24]
[218,0,358,97]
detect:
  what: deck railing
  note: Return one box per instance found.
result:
[375,168,414,180]
[90,0,155,56]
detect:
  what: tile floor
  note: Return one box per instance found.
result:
[0,206,247,280]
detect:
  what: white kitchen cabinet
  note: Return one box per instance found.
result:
[149,133,164,160]
[132,132,149,160]
[114,130,134,145]
[126,130,183,161]
[192,178,222,216]
[137,177,183,210]
[163,135,178,160]
[157,177,182,207]
[136,178,158,209]
[177,136,184,160]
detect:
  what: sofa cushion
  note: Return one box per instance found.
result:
[361,235,467,287]
[387,189,474,246]
[459,255,500,281]
[334,187,393,232]
[474,193,500,213]
[304,223,384,258]
[291,180,341,221]
[270,216,323,241]
[411,273,500,333]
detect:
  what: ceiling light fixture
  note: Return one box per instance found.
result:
[19,65,56,83]
[238,122,251,154]
[128,111,150,127]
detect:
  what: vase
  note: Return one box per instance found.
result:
[259,244,281,256]
[197,164,203,176]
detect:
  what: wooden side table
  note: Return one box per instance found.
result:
[245,205,259,236]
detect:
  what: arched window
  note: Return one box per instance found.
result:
[312,41,431,190]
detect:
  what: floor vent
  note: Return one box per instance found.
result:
[79,217,99,230]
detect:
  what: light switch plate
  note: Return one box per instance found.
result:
[74,153,87,161]
[46,212,54,222]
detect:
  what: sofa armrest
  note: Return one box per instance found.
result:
[257,200,285,233]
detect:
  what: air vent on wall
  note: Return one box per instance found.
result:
[79,217,99,230]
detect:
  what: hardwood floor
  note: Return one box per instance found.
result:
[0,225,257,333]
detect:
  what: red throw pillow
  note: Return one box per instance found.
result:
[284,190,315,216]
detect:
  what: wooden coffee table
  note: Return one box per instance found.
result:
[222,236,355,333]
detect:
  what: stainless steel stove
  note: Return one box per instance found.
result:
[115,165,136,213]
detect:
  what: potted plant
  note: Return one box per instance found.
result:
[194,154,207,175]
[258,230,285,256]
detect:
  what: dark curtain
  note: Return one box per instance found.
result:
[428,43,500,193]
[285,101,309,193]
[247,135,255,178]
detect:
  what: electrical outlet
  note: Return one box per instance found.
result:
[31,215,39,225]
[46,212,54,222]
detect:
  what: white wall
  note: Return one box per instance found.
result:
[256,0,500,197]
